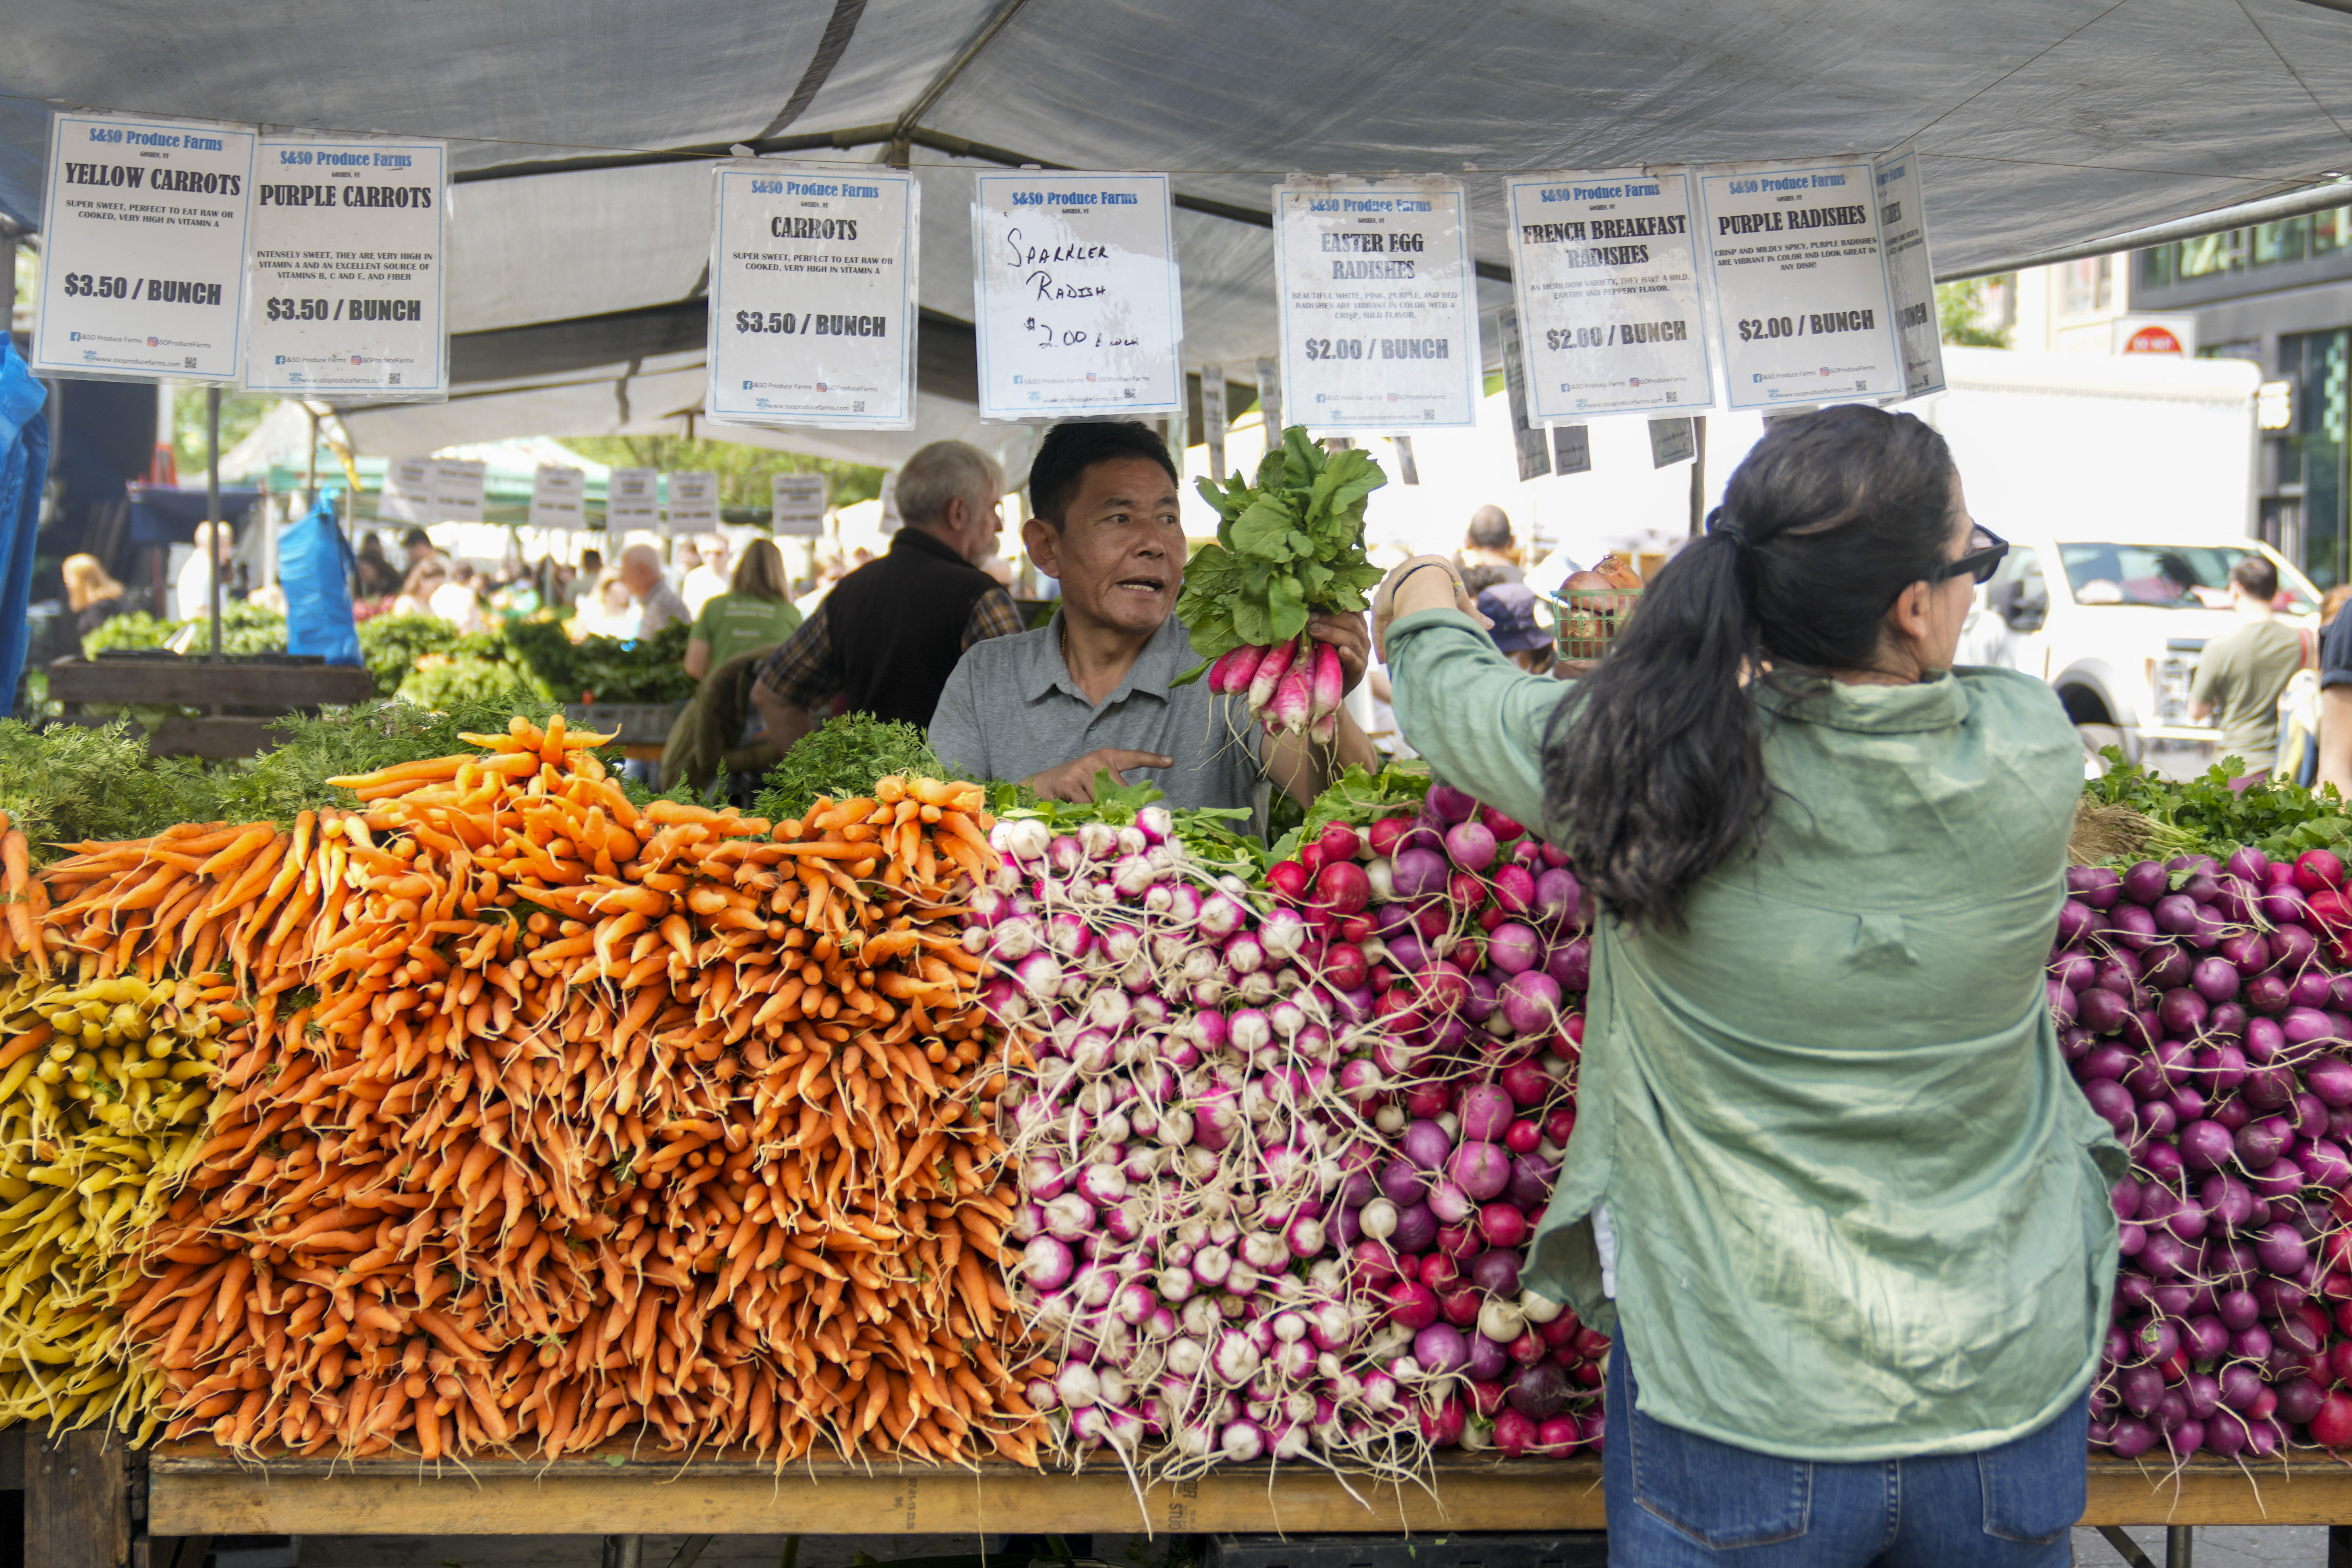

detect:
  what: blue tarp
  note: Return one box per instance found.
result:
[0,345,50,710]
[126,483,260,546]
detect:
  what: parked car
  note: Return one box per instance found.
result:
[1971,532,2320,778]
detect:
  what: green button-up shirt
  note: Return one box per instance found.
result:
[1386,608,2122,1461]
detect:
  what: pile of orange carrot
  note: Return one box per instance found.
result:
[21,716,1047,1463]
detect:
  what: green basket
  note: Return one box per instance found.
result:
[1553,587,1641,662]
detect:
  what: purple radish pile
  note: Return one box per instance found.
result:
[2058,845,2352,1458]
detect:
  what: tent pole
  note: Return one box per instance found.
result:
[207,386,222,664]
[306,405,320,510]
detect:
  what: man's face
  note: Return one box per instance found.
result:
[621,558,658,597]
[949,487,1007,566]
[1022,455,1184,639]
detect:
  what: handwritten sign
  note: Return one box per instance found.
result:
[1275,175,1479,430]
[1507,167,1712,419]
[706,161,918,429]
[971,172,1184,420]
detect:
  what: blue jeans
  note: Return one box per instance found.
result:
[1603,1349,2085,1566]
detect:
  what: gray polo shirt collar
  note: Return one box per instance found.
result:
[1023,609,1196,709]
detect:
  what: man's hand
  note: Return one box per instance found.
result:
[1307,610,1372,694]
[1026,749,1171,803]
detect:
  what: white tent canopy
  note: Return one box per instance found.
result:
[9,0,2351,465]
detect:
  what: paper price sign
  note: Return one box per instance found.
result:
[1275,176,1479,430]
[32,111,256,383]
[608,469,659,531]
[530,465,586,530]
[1697,159,1902,411]
[430,459,484,523]
[1872,146,1945,400]
[666,472,720,532]
[707,163,918,429]
[243,134,447,400]
[377,457,433,523]
[772,472,827,537]
[972,172,1185,420]
[1507,169,1712,419]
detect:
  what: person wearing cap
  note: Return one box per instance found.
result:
[1477,581,1555,676]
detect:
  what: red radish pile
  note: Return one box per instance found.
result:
[1207,638,1347,743]
[2056,844,2352,1460]
[1264,783,1604,1459]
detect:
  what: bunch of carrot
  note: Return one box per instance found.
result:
[0,968,229,1439]
[9,715,1045,1464]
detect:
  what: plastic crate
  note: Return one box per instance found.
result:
[1552,587,1640,663]
[1204,1533,1607,1568]
[563,701,686,745]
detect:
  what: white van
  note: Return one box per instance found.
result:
[1974,534,2321,777]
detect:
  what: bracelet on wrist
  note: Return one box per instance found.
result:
[1393,561,1460,602]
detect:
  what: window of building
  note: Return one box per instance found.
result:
[2278,328,2350,588]
[2202,340,2263,362]
[2060,255,2114,314]
[2180,229,2246,279]
[2255,218,2307,267]
[2138,208,2352,292]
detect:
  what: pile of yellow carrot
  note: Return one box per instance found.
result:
[0,968,228,1438]
[1,716,1047,1464]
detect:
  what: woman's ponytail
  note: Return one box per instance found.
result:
[1545,405,1957,931]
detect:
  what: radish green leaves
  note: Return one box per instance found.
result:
[1171,426,1388,682]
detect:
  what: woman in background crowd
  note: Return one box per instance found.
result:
[62,554,130,643]
[684,538,801,681]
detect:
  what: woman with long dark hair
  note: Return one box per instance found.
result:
[1374,406,2118,1566]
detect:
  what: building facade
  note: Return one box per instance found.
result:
[1998,205,2352,586]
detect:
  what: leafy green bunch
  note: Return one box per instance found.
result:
[1175,426,1389,667]
[1269,760,1432,863]
[752,712,965,824]
[2083,747,2352,861]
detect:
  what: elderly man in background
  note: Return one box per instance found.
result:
[1454,504,1525,585]
[751,441,1018,754]
[619,543,692,636]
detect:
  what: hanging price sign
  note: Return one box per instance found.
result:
[32,111,256,383]
[706,162,918,429]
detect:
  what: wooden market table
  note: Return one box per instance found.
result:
[118,1446,2352,1567]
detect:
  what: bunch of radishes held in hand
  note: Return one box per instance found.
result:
[1206,636,1347,743]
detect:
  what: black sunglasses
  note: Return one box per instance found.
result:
[1936,525,2009,586]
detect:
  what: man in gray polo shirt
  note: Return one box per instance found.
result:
[929,420,1378,815]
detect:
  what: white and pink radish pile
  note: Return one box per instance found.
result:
[2057,845,2352,1460]
[1265,783,1606,1460]
[971,805,1427,1487]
